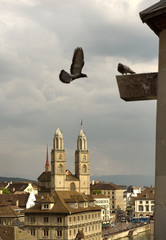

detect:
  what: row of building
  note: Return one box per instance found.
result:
[0,127,155,239]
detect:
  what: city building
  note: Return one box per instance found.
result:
[0,203,24,227]
[24,191,102,240]
[92,195,110,223]
[134,187,155,217]
[38,126,90,195]
[90,182,125,213]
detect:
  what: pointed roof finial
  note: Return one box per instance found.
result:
[80,119,83,129]
[45,144,49,172]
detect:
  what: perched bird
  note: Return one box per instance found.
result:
[118,63,135,75]
[59,47,87,84]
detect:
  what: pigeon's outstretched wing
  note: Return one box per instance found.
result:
[118,63,135,75]
[59,47,87,84]
[70,47,84,75]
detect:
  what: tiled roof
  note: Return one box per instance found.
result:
[90,182,122,191]
[25,191,102,215]
[0,193,29,208]
[7,182,31,193]
[0,205,24,217]
[135,188,155,200]
[37,171,51,181]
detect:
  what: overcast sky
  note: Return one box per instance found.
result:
[0,0,159,181]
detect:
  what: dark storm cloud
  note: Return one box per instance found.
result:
[0,0,158,179]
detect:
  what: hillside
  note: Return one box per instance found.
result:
[91,175,155,187]
[0,176,37,183]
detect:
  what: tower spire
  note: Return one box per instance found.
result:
[80,119,83,129]
[45,144,49,172]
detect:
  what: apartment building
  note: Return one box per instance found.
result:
[24,190,102,240]
[134,187,155,217]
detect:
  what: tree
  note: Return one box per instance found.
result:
[2,188,10,194]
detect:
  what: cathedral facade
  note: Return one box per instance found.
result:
[38,126,90,195]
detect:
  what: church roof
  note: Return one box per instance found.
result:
[37,171,51,181]
[66,175,79,181]
[78,129,86,137]
[55,127,63,137]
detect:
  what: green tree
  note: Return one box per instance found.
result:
[2,188,10,194]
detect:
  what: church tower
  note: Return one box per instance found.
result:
[51,128,66,192]
[75,125,90,194]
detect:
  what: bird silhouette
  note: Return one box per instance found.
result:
[118,63,135,75]
[59,47,87,84]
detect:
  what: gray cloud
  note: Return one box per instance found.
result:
[0,0,158,181]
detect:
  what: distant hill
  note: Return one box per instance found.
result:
[0,176,37,183]
[91,175,155,187]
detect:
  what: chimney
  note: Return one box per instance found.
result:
[16,200,19,207]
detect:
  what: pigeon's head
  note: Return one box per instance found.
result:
[81,73,88,78]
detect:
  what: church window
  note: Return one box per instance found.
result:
[70,182,76,191]
[80,139,82,149]
[83,155,86,160]
[59,154,62,160]
[58,164,63,174]
[52,164,55,173]
[56,138,58,148]
[83,139,86,149]
[60,138,62,149]
[82,164,87,173]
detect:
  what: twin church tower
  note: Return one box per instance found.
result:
[38,126,90,195]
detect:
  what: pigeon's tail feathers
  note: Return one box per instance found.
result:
[59,70,72,84]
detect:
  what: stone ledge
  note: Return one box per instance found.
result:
[116,72,158,101]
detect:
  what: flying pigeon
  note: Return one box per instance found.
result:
[118,63,135,75]
[59,47,87,84]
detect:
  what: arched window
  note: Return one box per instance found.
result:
[83,155,86,161]
[58,164,63,174]
[70,182,76,191]
[80,139,82,149]
[52,164,55,173]
[60,138,62,149]
[59,154,62,160]
[56,138,59,149]
[82,164,87,173]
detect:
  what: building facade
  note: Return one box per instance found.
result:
[92,195,110,223]
[134,187,155,218]
[24,191,102,240]
[90,182,125,213]
[38,127,90,195]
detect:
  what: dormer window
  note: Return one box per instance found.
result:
[44,204,49,209]
[75,203,78,209]
[145,194,149,198]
